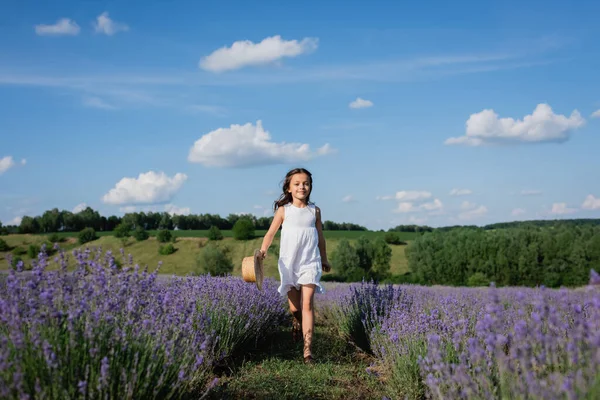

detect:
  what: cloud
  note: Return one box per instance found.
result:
[102,171,187,205]
[21,159,26,165]
[591,109,600,118]
[449,188,472,196]
[395,191,432,201]
[445,103,585,146]
[512,208,526,216]
[199,35,318,73]
[393,199,443,214]
[342,195,356,203]
[0,156,15,174]
[186,104,227,117]
[8,216,22,226]
[421,199,444,211]
[521,189,542,196]
[550,202,578,215]
[94,12,129,36]
[376,195,393,200]
[187,120,334,168]
[582,194,600,210]
[72,203,87,213]
[458,205,488,220]
[35,18,80,36]
[349,97,373,109]
[394,202,416,213]
[164,204,191,216]
[83,96,117,110]
[461,201,477,210]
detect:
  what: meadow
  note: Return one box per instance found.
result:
[0,230,415,277]
[1,246,598,399]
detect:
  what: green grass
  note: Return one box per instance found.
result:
[205,317,387,399]
[1,232,412,277]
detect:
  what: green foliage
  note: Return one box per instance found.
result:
[133,226,149,241]
[384,232,407,245]
[27,244,41,258]
[207,225,223,241]
[196,243,234,276]
[0,238,9,251]
[78,227,98,245]
[114,223,132,238]
[467,272,490,287]
[232,218,255,240]
[330,236,392,282]
[157,229,173,243]
[406,225,600,287]
[158,243,176,255]
[12,246,26,256]
[47,233,64,243]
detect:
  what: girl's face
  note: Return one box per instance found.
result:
[288,173,311,201]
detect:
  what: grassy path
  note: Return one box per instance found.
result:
[206,322,387,399]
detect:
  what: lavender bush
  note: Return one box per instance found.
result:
[319,274,600,399]
[1,245,287,399]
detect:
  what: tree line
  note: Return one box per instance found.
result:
[405,224,600,288]
[0,206,368,234]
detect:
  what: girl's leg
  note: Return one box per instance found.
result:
[287,287,302,341]
[300,284,316,359]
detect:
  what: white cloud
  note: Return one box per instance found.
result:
[119,206,138,213]
[521,189,542,196]
[449,188,472,196]
[376,195,393,200]
[582,194,600,210]
[94,12,129,36]
[407,216,428,224]
[550,202,578,215]
[35,18,80,36]
[394,202,416,213]
[421,199,444,211]
[458,205,488,220]
[461,201,477,210]
[8,216,22,226]
[445,103,585,146]
[0,156,15,174]
[164,204,191,216]
[186,104,226,116]
[512,208,526,216]
[21,159,26,165]
[187,120,334,168]
[83,96,116,110]
[342,195,356,203]
[102,171,187,205]
[199,35,318,73]
[591,109,600,118]
[72,203,87,213]
[349,97,373,109]
[395,191,432,201]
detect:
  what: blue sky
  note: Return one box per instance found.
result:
[1,0,599,230]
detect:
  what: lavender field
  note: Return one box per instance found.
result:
[1,245,599,399]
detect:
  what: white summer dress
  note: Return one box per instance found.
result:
[277,202,325,297]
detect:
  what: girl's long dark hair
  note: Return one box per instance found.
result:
[273,168,313,212]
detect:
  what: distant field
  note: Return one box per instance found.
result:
[1,232,412,277]
[41,229,419,241]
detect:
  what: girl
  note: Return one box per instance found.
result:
[259,167,331,364]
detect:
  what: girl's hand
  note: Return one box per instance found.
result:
[259,250,267,260]
[322,261,331,273]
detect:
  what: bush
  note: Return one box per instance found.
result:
[12,246,27,256]
[47,233,64,243]
[467,272,491,287]
[158,243,176,255]
[157,229,172,243]
[114,223,132,239]
[27,244,41,258]
[78,227,98,244]
[384,232,407,245]
[196,244,234,276]
[232,218,255,240]
[0,238,9,252]
[207,225,223,241]
[133,226,149,241]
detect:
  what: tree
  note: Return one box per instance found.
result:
[114,223,132,238]
[196,244,234,276]
[207,225,223,240]
[157,229,173,243]
[232,218,255,240]
[133,226,149,241]
[371,238,392,280]
[78,228,97,245]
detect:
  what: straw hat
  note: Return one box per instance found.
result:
[242,249,264,290]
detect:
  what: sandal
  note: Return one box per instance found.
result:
[292,318,302,342]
